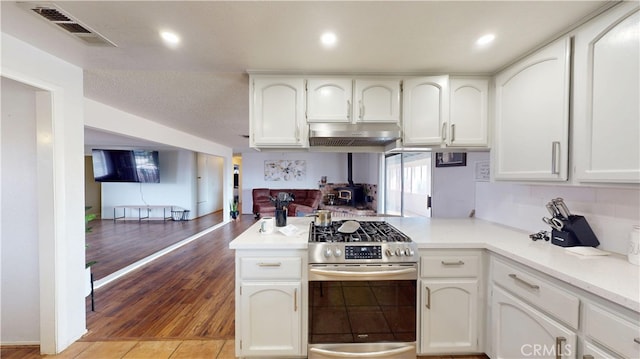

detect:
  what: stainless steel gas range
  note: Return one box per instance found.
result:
[307,220,418,359]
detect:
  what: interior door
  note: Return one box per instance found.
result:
[384,153,431,217]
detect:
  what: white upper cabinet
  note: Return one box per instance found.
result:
[573,2,640,183]
[449,77,489,147]
[306,78,353,123]
[402,76,450,146]
[250,76,307,148]
[493,37,571,181]
[354,79,401,123]
[402,76,488,148]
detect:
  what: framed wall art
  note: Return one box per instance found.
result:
[264,160,307,181]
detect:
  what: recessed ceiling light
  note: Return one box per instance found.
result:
[160,30,181,46]
[321,32,337,47]
[476,33,495,47]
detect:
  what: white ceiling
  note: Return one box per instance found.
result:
[1,0,612,153]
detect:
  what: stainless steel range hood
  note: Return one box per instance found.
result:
[308,123,401,147]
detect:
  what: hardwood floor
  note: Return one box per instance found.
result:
[84,214,255,340]
[86,212,224,280]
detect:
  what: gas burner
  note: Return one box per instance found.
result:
[309,220,410,243]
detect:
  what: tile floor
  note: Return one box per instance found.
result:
[0,339,236,359]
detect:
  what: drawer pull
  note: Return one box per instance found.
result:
[258,262,282,267]
[508,273,540,290]
[583,355,594,359]
[634,337,640,344]
[294,288,298,312]
[441,260,465,266]
[555,336,566,359]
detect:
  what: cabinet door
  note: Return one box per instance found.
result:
[494,38,571,181]
[449,78,489,147]
[402,76,449,145]
[251,77,307,147]
[354,79,400,123]
[239,282,301,357]
[491,286,576,358]
[574,3,640,183]
[306,78,352,123]
[420,279,479,354]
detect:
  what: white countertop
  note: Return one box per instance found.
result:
[229,216,640,312]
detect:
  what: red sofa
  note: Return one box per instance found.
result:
[252,188,322,218]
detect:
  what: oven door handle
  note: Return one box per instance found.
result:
[309,267,416,278]
[309,345,415,358]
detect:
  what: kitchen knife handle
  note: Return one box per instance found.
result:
[551,141,561,174]
[555,336,566,359]
[509,273,540,290]
[425,286,431,309]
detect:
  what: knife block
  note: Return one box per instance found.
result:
[551,215,600,247]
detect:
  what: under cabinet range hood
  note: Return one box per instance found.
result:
[308,123,401,147]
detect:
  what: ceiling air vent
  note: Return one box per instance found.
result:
[27,4,116,47]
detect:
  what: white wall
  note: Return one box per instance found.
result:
[1,77,40,344]
[432,152,490,217]
[1,33,86,353]
[99,150,197,219]
[240,152,379,214]
[475,182,640,255]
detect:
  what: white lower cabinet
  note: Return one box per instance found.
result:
[235,254,304,358]
[421,279,479,353]
[419,250,483,354]
[239,282,301,357]
[491,285,576,358]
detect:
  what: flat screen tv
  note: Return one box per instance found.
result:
[92,149,160,183]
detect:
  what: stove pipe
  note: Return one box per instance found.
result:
[347,153,354,187]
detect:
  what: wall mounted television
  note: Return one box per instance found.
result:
[92,149,160,183]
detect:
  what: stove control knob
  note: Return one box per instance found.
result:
[334,248,342,257]
[405,248,414,256]
[395,248,403,256]
[385,248,394,257]
[324,248,332,258]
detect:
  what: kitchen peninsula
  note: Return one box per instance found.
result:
[230,217,640,359]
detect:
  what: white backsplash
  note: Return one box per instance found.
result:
[475,182,640,255]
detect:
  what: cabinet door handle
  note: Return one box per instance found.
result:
[508,273,540,290]
[347,100,351,120]
[358,100,364,119]
[294,288,298,312]
[441,260,464,266]
[258,262,281,267]
[451,124,456,143]
[441,122,447,141]
[425,286,431,309]
[555,336,566,359]
[583,355,595,359]
[551,141,560,174]
[634,337,640,344]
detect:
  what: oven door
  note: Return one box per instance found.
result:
[308,264,417,359]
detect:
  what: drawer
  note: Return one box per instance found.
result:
[240,257,302,280]
[421,253,480,278]
[584,303,640,358]
[492,258,579,329]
